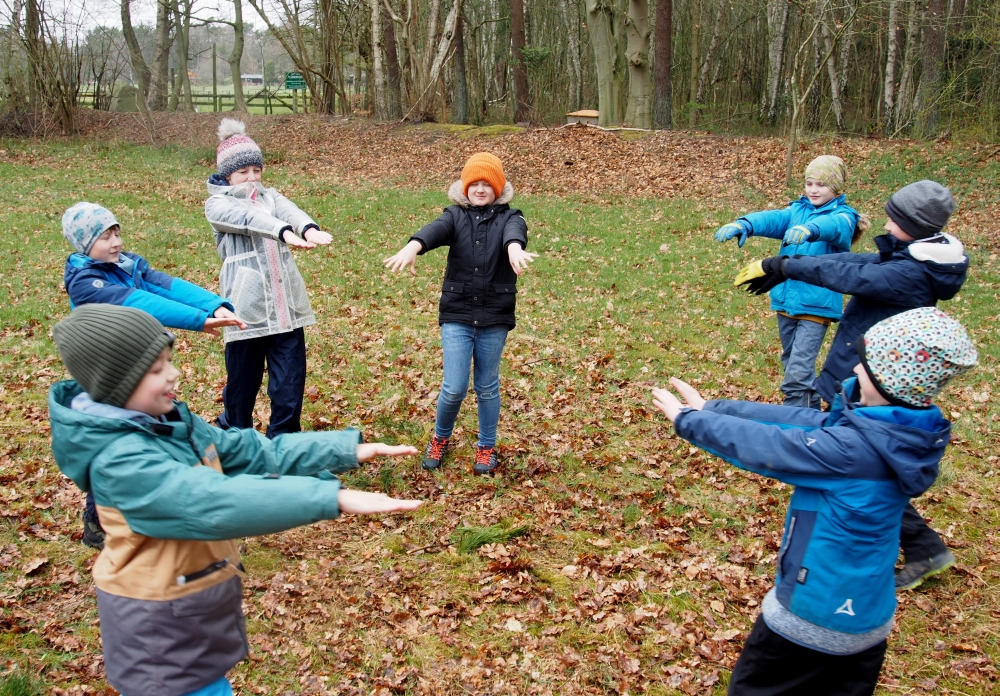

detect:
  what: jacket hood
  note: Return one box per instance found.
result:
[49,380,166,492]
[874,233,968,300]
[447,179,515,208]
[836,378,950,496]
[206,174,265,200]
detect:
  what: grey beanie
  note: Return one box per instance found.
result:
[884,180,955,240]
[52,304,174,408]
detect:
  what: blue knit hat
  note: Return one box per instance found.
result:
[62,202,119,254]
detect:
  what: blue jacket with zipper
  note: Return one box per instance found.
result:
[65,251,232,332]
[742,195,858,319]
[673,378,950,636]
[782,232,968,403]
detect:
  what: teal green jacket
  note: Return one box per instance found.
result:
[49,380,361,540]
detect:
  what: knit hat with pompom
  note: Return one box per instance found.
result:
[216,118,264,180]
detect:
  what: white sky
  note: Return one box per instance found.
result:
[49,0,268,33]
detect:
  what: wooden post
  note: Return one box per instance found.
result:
[212,43,218,112]
[293,89,298,113]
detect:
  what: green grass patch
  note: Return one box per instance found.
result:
[450,524,530,554]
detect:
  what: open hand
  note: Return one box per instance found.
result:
[303,228,333,245]
[383,240,422,276]
[283,231,317,249]
[337,489,422,515]
[203,307,248,336]
[507,243,538,276]
[651,377,706,423]
[356,443,419,463]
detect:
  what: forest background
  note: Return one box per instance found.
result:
[2,0,1000,143]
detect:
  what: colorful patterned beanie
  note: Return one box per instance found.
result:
[804,155,847,195]
[461,152,506,198]
[858,307,977,408]
[216,118,264,180]
[62,202,119,254]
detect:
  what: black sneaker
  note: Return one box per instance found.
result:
[82,517,105,550]
[895,550,955,591]
[473,445,499,475]
[421,435,449,470]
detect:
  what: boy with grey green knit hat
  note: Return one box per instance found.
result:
[49,303,421,696]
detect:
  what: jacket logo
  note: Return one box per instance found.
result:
[796,567,808,584]
[806,438,816,447]
[200,444,221,472]
[92,279,104,288]
[835,599,856,616]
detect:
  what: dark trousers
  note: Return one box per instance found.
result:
[728,616,886,696]
[218,328,306,438]
[900,502,948,563]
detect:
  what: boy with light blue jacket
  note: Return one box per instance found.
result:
[715,156,869,408]
[652,306,976,694]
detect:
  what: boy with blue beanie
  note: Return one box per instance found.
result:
[735,179,968,590]
[62,201,248,549]
[49,303,420,696]
[652,306,976,695]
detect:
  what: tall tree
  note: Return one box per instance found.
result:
[688,0,700,126]
[624,0,652,128]
[510,0,530,122]
[453,11,469,124]
[916,0,947,136]
[586,0,625,125]
[884,0,901,135]
[653,0,672,128]
[561,0,583,111]
[147,0,175,110]
[383,11,403,118]
[763,0,790,125]
[370,0,388,119]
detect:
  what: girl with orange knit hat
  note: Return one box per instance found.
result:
[384,152,537,474]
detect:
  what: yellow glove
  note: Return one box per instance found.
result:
[734,259,766,287]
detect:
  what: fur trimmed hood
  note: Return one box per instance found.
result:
[907,233,966,265]
[447,179,515,208]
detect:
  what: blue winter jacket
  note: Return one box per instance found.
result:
[65,251,233,332]
[674,377,950,636]
[742,195,858,319]
[783,233,968,403]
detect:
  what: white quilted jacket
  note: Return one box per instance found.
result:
[205,178,317,342]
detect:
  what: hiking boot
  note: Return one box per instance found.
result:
[421,435,449,470]
[895,550,955,591]
[82,517,105,550]
[473,445,499,475]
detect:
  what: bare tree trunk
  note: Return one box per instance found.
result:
[171,0,194,111]
[764,0,790,125]
[120,0,151,102]
[625,0,652,128]
[454,10,469,123]
[820,10,846,131]
[896,0,920,131]
[653,0,672,128]
[510,0,530,122]
[148,0,174,110]
[884,0,900,135]
[370,0,388,119]
[688,0,700,126]
[696,0,725,104]
[586,0,625,125]
[561,0,582,111]
[228,0,247,112]
[383,10,403,117]
[807,31,821,130]
[915,0,947,137]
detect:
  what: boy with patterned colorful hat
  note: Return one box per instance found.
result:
[652,306,976,695]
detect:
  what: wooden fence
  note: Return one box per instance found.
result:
[76,86,311,114]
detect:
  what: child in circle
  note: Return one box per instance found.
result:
[653,306,976,695]
[383,153,537,475]
[61,201,247,549]
[715,155,869,408]
[205,119,333,438]
[49,303,421,696]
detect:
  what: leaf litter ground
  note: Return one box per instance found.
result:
[0,115,998,694]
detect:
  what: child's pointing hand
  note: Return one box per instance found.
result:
[507,243,538,276]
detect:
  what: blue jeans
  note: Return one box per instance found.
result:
[435,323,509,448]
[777,314,828,409]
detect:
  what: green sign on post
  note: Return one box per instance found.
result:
[285,72,306,90]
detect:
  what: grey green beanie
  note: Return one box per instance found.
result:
[62,202,119,254]
[884,180,955,240]
[52,304,174,408]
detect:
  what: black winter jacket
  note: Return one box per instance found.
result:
[783,232,969,403]
[411,180,529,329]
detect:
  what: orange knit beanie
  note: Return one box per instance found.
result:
[461,152,506,198]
